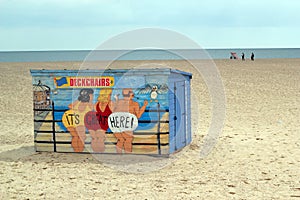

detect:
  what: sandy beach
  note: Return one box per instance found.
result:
[0,59,299,199]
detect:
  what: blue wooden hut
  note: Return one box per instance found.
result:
[30,69,192,155]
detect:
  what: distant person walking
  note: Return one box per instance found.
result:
[241,53,245,61]
[251,52,255,61]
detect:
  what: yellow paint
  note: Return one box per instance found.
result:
[62,110,76,128]
[54,76,114,88]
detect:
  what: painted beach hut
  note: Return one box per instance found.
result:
[30,69,192,155]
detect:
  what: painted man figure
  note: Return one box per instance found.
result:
[112,88,148,153]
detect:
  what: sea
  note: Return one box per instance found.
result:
[0,48,299,62]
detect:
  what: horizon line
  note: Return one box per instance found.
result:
[1,47,300,53]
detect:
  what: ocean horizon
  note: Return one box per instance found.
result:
[0,48,300,62]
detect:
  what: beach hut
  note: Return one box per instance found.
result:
[30,69,192,155]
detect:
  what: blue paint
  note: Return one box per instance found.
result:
[168,72,192,153]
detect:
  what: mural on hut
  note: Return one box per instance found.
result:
[32,72,172,155]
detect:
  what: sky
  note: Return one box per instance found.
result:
[0,0,299,51]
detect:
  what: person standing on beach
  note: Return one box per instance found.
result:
[251,52,255,61]
[241,53,245,61]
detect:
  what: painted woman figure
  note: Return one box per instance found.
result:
[64,89,94,152]
[89,88,117,152]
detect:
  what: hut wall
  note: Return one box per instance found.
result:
[31,69,192,155]
[168,72,192,154]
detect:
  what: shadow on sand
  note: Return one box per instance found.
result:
[0,145,172,172]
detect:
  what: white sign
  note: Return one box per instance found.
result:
[108,112,138,132]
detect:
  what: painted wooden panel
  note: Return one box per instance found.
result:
[167,72,192,153]
[35,143,169,155]
[35,133,169,144]
[186,80,192,145]
[175,81,186,150]
[31,69,192,155]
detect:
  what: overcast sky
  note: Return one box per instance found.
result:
[0,0,299,50]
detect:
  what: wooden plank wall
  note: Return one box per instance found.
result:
[34,109,170,155]
[35,133,169,154]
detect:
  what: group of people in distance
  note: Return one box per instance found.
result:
[230,52,255,61]
[241,52,255,61]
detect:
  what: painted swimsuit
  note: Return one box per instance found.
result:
[96,102,112,131]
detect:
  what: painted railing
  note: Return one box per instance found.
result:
[33,102,169,155]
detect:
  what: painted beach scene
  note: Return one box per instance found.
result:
[0,0,300,199]
[30,69,192,155]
